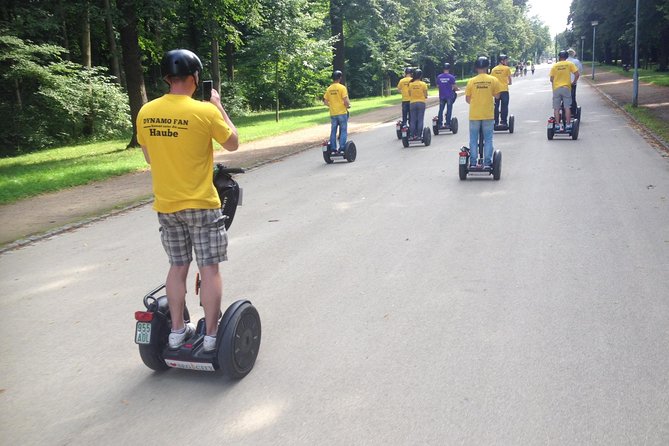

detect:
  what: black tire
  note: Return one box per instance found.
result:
[547,127,554,140]
[433,125,439,135]
[576,106,582,121]
[423,127,431,146]
[508,115,515,134]
[459,163,468,180]
[401,136,409,148]
[323,151,333,164]
[344,141,357,162]
[396,129,402,140]
[138,306,189,372]
[219,302,261,379]
[451,117,458,134]
[572,119,579,140]
[492,150,502,180]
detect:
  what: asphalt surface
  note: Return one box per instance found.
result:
[1,65,668,445]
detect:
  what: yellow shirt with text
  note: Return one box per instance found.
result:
[397,76,412,101]
[490,64,512,92]
[550,61,578,90]
[136,94,232,213]
[465,74,501,120]
[324,83,349,116]
[408,80,428,103]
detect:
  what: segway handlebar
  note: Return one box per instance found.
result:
[214,164,245,175]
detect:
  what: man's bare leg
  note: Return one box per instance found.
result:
[199,264,222,336]
[166,264,190,330]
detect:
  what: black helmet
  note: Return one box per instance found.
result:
[404,67,414,75]
[499,54,508,61]
[332,70,343,81]
[474,56,489,68]
[443,63,451,70]
[558,50,569,60]
[412,68,423,79]
[160,49,203,78]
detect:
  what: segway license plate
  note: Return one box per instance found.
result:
[135,322,151,344]
[322,146,328,152]
[459,156,467,165]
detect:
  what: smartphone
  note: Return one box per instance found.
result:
[202,80,213,101]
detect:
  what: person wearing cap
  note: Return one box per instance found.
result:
[465,56,501,168]
[408,68,428,139]
[435,63,458,128]
[550,50,580,130]
[567,48,584,117]
[397,67,414,127]
[136,49,239,352]
[490,54,512,127]
[323,70,350,151]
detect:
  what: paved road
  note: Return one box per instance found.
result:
[1,66,668,445]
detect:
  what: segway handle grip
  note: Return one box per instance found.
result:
[214,164,245,175]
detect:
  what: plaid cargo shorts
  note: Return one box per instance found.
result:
[158,208,228,267]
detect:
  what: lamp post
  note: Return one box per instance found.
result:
[632,0,640,107]
[591,21,598,80]
[581,35,585,62]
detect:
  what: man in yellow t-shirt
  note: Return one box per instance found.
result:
[490,54,512,127]
[136,49,239,352]
[550,50,580,130]
[397,67,413,126]
[465,56,501,168]
[323,70,350,151]
[407,68,428,139]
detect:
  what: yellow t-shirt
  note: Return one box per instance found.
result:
[324,83,349,116]
[137,94,232,213]
[408,80,428,103]
[465,74,501,120]
[397,76,412,101]
[490,64,512,92]
[550,61,578,90]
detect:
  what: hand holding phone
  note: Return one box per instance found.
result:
[202,80,213,101]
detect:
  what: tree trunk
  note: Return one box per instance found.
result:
[275,58,280,122]
[117,0,147,148]
[330,0,345,79]
[58,0,70,60]
[14,78,22,110]
[104,0,122,84]
[225,41,234,82]
[81,0,92,68]
[211,37,221,91]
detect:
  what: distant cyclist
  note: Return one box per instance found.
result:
[435,63,458,128]
[490,54,512,128]
[550,50,580,131]
[567,48,584,117]
[397,67,413,127]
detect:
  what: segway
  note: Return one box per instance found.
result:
[432,116,458,135]
[395,119,403,139]
[401,123,431,147]
[547,100,579,140]
[134,165,261,379]
[322,139,357,164]
[494,114,514,133]
[458,127,502,180]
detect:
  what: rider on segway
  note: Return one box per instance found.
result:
[465,56,501,168]
[323,70,351,152]
[550,50,580,132]
[397,67,413,128]
[490,54,512,129]
[408,68,428,140]
[567,48,584,119]
[136,49,239,352]
[435,63,458,129]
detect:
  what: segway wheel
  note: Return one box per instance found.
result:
[323,151,333,164]
[459,163,468,180]
[571,119,579,140]
[576,106,582,121]
[492,150,502,180]
[547,127,554,140]
[451,117,458,134]
[423,127,431,146]
[401,136,409,148]
[218,301,261,379]
[433,125,439,135]
[396,129,402,140]
[508,115,515,134]
[344,141,357,162]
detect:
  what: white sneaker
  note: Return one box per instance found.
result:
[203,335,217,352]
[168,323,195,349]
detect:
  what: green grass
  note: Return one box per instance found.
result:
[1,91,430,205]
[623,104,669,144]
[588,62,669,87]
